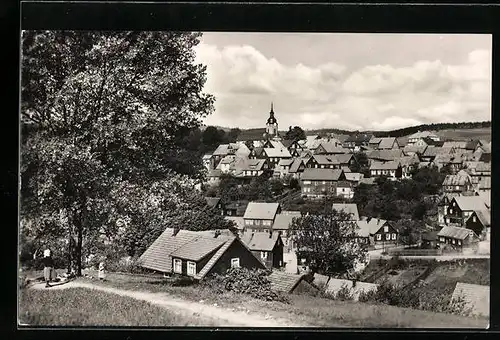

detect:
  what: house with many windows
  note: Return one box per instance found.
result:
[343,134,373,152]
[139,228,266,280]
[465,210,491,241]
[356,218,399,247]
[243,202,281,232]
[336,181,354,199]
[300,169,346,198]
[444,196,490,226]
[437,226,477,250]
[369,161,402,179]
[442,173,473,195]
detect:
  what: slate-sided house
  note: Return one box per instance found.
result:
[369,161,402,179]
[444,196,490,226]
[464,210,490,240]
[442,173,473,195]
[356,218,399,246]
[139,228,266,280]
[437,226,477,250]
[438,194,454,225]
[243,202,281,231]
[421,231,439,249]
[241,232,284,269]
[300,168,346,198]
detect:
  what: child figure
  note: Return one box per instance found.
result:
[98,261,106,281]
[42,249,54,288]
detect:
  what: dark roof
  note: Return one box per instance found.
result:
[224,200,249,215]
[268,271,308,293]
[281,139,294,148]
[205,197,221,208]
[437,226,472,240]
[301,168,344,181]
[467,210,490,227]
[422,231,438,241]
[170,236,230,261]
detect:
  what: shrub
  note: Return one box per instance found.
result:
[171,275,197,287]
[201,267,290,303]
[335,283,354,301]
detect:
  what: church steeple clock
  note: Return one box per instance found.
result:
[265,102,279,139]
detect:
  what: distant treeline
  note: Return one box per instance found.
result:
[232,121,491,141]
[372,121,491,138]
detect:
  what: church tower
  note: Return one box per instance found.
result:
[265,102,279,139]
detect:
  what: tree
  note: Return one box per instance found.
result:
[351,152,370,176]
[290,210,368,276]
[21,31,214,275]
[394,219,424,246]
[202,126,223,150]
[285,126,306,141]
[412,165,445,195]
[227,128,241,143]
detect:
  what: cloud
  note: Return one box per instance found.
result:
[195,42,491,131]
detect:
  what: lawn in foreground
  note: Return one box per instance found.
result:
[83,272,488,328]
[18,287,218,327]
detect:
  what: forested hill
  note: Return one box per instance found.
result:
[371,121,491,138]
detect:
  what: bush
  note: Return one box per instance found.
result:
[335,283,354,301]
[201,267,290,303]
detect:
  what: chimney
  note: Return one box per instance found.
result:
[269,230,273,239]
[173,227,180,236]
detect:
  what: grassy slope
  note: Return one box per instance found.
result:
[18,287,218,327]
[74,272,487,328]
[435,128,491,142]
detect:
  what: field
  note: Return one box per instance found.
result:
[435,128,491,142]
[18,287,218,326]
[18,269,488,328]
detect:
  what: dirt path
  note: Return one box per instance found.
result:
[30,281,303,327]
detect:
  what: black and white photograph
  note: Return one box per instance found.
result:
[18,31,491,328]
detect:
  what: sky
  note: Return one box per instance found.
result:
[194,33,491,131]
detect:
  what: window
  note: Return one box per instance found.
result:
[303,181,311,185]
[392,233,396,240]
[187,261,196,276]
[261,252,267,260]
[263,220,271,226]
[450,209,453,214]
[386,234,391,241]
[376,234,382,241]
[473,216,477,222]
[228,210,232,216]
[173,259,182,273]
[321,165,325,169]
[384,226,389,233]
[452,239,455,244]
[231,258,240,268]
[458,240,462,246]
[440,237,445,242]
[322,181,326,185]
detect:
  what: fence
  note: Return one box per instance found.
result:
[387,248,443,256]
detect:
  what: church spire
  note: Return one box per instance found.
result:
[270,102,274,113]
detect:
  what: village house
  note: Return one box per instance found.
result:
[237,158,269,178]
[421,231,438,249]
[407,131,441,145]
[304,135,323,151]
[288,158,306,179]
[263,139,286,149]
[274,158,295,178]
[139,228,266,280]
[206,169,222,186]
[437,226,477,251]
[470,162,491,185]
[272,211,301,251]
[249,147,265,160]
[269,271,319,296]
[398,154,420,178]
[262,147,292,169]
[464,210,491,241]
[305,154,356,170]
[335,181,354,199]
[314,142,351,155]
[442,172,473,195]
[343,134,373,152]
[216,155,237,174]
[300,168,346,198]
[369,161,402,179]
[477,177,491,194]
[243,202,281,232]
[366,149,404,162]
[344,172,364,186]
[402,144,428,157]
[241,232,284,269]
[222,200,249,217]
[368,137,400,150]
[444,195,490,226]
[420,146,454,163]
[438,194,454,225]
[356,217,399,247]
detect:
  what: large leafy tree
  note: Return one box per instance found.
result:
[289,210,367,276]
[285,126,306,141]
[20,31,217,275]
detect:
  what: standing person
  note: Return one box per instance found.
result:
[43,249,54,288]
[98,261,106,281]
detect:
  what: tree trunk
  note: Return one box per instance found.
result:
[76,223,83,276]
